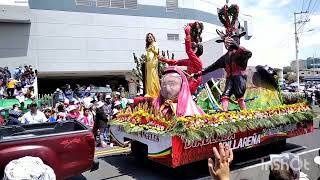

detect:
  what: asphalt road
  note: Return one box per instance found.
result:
[71,107,320,180]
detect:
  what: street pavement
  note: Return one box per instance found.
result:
[70,107,320,180]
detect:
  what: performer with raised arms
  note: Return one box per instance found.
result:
[159,22,204,95]
[193,4,252,111]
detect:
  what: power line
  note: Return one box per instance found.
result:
[297,0,319,34]
[306,0,313,11]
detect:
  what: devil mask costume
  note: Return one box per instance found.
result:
[201,4,252,111]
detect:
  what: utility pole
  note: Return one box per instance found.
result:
[294,11,309,89]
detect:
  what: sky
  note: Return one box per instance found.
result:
[215,0,320,68]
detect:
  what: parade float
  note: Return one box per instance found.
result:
[110,3,314,168]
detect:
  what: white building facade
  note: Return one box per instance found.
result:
[0,0,252,94]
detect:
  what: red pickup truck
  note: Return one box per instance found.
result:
[0,121,98,180]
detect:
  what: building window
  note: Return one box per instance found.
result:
[125,0,137,9]
[95,0,137,9]
[97,0,110,7]
[111,0,124,8]
[75,0,96,6]
[167,33,179,41]
[166,0,178,11]
[301,72,304,75]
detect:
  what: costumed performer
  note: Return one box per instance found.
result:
[153,66,204,119]
[159,23,203,95]
[145,33,161,98]
[194,4,252,111]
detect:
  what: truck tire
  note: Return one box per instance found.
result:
[277,139,287,149]
[0,169,4,179]
[131,141,148,159]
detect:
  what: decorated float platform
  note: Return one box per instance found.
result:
[110,3,314,167]
[110,102,314,167]
[110,65,315,168]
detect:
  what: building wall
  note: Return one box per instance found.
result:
[290,60,307,72]
[0,0,251,77]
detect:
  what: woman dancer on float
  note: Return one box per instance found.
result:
[145,33,160,98]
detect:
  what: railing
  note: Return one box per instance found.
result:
[38,94,53,107]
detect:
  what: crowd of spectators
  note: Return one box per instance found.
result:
[0,65,37,109]
[0,83,135,148]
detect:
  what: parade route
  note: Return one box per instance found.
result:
[94,147,130,158]
[70,122,320,180]
[72,106,320,179]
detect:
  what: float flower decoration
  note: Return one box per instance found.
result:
[110,103,314,143]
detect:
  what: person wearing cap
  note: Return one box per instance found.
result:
[104,94,112,103]
[15,88,25,109]
[127,99,134,108]
[112,100,121,118]
[103,95,113,143]
[95,101,109,147]
[22,103,47,124]
[52,88,65,107]
[66,105,80,121]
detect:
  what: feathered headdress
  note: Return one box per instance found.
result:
[216,4,246,43]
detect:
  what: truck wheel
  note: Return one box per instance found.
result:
[131,141,148,159]
[273,139,287,150]
[0,169,4,179]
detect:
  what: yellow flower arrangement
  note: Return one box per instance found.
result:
[110,103,311,134]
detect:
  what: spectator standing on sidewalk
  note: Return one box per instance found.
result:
[64,84,74,102]
[7,78,17,97]
[6,105,22,126]
[80,107,94,129]
[44,108,56,122]
[4,67,11,79]
[95,101,109,147]
[105,84,112,96]
[102,95,113,144]
[22,103,48,124]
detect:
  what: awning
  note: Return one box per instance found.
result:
[0,5,31,23]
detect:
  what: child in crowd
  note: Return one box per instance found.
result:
[80,107,94,129]
[44,108,56,122]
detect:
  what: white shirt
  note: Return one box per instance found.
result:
[83,97,93,106]
[22,110,48,124]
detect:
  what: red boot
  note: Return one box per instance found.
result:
[221,96,229,112]
[237,97,247,110]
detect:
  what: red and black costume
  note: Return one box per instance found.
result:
[202,44,252,110]
[200,4,252,111]
[160,23,203,94]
